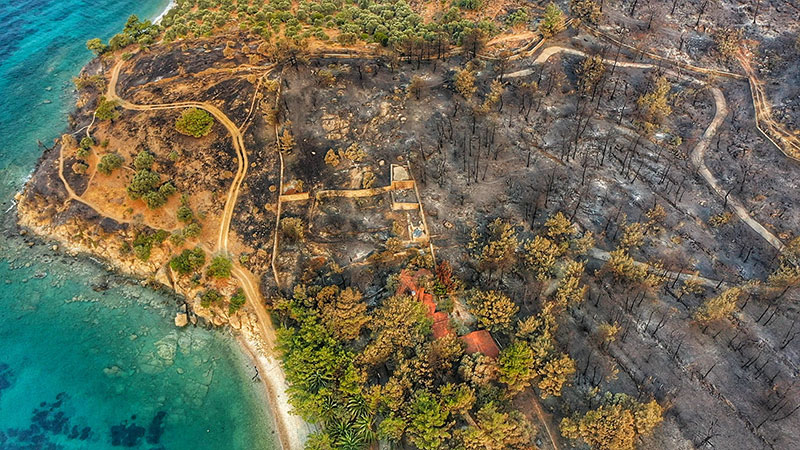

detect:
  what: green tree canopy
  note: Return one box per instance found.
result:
[175,108,214,137]
[406,390,452,450]
[497,341,536,394]
[95,97,120,121]
[560,393,663,450]
[86,38,108,55]
[170,247,206,275]
[539,2,566,37]
[456,402,532,450]
[468,290,519,333]
[200,289,223,308]
[97,153,124,175]
[133,150,154,170]
[207,256,232,279]
[229,288,246,314]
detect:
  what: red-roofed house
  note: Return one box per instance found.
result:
[396,269,431,297]
[461,330,500,359]
[396,269,499,358]
[432,311,451,339]
[419,289,436,316]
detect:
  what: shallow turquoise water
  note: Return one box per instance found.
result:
[0,1,278,448]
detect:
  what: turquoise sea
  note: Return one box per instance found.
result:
[0,1,277,448]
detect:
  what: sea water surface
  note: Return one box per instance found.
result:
[0,1,277,448]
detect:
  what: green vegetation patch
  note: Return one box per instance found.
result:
[125,151,177,209]
[133,150,155,171]
[200,288,223,308]
[131,229,169,261]
[206,256,232,279]
[97,153,124,175]
[229,288,246,314]
[170,247,206,275]
[175,108,214,138]
[95,96,120,121]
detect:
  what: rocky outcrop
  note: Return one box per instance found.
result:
[174,312,189,327]
[16,191,240,330]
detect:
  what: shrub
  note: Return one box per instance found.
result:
[95,96,120,121]
[72,162,89,174]
[127,168,176,209]
[457,0,481,10]
[79,136,95,150]
[207,256,232,279]
[131,229,168,261]
[97,153,124,175]
[143,191,168,209]
[539,2,565,38]
[141,182,176,209]
[317,69,336,86]
[561,394,663,450]
[505,8,529,27]
[133,150,154,170]
[183,222,202,239]
[469,290,519,333]
[341,143,366,162]
[229,288,246,314]
[361,170,376,188]
[200,289,223,307]
[454,68,477,98]
[127,170,159,200]
[280,217,305,242]
[73,74,105,91]
[177,205,194,223]
[86,38,108,55]
[159,182,176,197]
[570,0,602,25]
[713,28,742,61]
[170,247,206,275]
[693,287,741,325]
[169,231,185,247]
[324,149,340,167]
[175,108,214,137]
[133,243,151,261]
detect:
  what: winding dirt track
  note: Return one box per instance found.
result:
[737,50,800,162]
[689,88,784,251]
[105,59,305,449]
[522,45,784,252]
[58,38,790,449]
[107,60,256,253]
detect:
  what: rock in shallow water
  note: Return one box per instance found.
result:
[174,312,188,327]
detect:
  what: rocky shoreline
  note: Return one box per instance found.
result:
[13,200,309,449]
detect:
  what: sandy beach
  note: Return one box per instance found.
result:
[237,326,314,450]
[17,212,311,449]
[153,0,175,24]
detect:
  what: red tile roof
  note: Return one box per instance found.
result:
[432,311,451,339]
[420,289,436,316]
[461,330,500,359]
[396,269,432,297]
[396,269,499,358]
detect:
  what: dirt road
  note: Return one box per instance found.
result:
[738,50,800,162]
[107,60,251,253]
[689,87,783,251]
[511,45,784,252]
[106,59,306,449]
